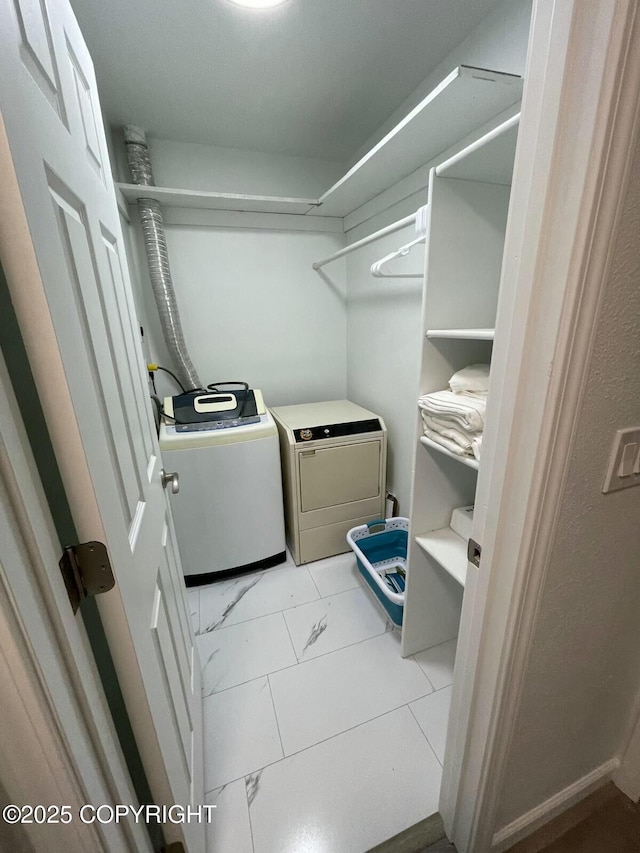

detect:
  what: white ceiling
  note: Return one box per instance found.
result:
[71,0,503,162]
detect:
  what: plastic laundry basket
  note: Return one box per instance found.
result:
[347,517,409,626]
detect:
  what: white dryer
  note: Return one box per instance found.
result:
[271,400,387,565]
[159,388,286,583]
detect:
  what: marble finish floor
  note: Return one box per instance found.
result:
[188,550,456,853]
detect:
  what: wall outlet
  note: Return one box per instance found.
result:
[602,427,640,493]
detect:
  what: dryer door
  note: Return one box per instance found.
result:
[299,440,381,512]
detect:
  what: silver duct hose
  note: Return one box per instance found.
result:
[123,125,202,391]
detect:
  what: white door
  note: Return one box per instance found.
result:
[0,0,204,850]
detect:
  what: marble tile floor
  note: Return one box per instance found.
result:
[188,550,457,853]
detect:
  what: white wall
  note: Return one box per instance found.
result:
[109,130,343,197]
[130,211,347,405]
[115,135,347,405]
[147,138,342,199]
[346,223,424,516]
[345,0,533,515]
[494,129,640,829]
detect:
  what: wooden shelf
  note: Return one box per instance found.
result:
[419,435,480,470]
[426,328,495,340]
[415,528,468,586]
[315,66,523,217]
[116,183,319,216]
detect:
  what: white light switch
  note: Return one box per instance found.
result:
[603,428,640,493]
[619,442,638,477]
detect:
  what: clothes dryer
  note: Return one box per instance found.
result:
[271,400,387,565]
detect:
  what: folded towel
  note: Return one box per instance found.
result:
[418,389,487,432]
[422,426,475,458]
[421,414,477,453]
[449,364,490,395]
[472,434,482,461]
[415,204,429,239]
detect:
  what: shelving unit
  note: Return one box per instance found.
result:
[117,68,522,223]
[419,435,480,470]
[401,114,519,658]
[426,328,495,340]
[415,529,468,587]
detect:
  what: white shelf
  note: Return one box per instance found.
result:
[415,527,468,586]
[419,435,480,470]
[315,66,523,217]
[426,328,495,340]
[116,183,319,215]
[117,68,521,222]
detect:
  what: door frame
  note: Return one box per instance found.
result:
[0,349,152,853]
[441,0,640,850]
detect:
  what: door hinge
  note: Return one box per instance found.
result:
[467,538,482,568]
[59,541,115,613]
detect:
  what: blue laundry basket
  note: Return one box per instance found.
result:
[347,517,409,626]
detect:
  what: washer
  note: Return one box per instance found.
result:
[271,400,387,565]
[159,388,286,583]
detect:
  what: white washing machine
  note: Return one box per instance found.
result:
[271,400,387,565]
[159,387,286,583]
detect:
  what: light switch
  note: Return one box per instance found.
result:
[603,428,640,493]
[619,442,638,477]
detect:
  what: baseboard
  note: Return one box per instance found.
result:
[491,758,620,851]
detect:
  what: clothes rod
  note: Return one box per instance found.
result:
[312,212,417,270]
[436,112,520,177]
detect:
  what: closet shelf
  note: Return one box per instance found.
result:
[116,183,319,215]
[315,65,523,218]
[426,328,495,340]
[415,528,468,587]
[117,69,521,222]
[419,435,480,471]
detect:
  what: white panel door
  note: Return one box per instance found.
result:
[0,0,204,850]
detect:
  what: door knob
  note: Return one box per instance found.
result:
[160,468,180,494]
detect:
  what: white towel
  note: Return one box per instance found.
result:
[448,364,490,395]
[418,389,487,432]
[421,414,477,453]
[415,204,429,238]
[422,427,475,458]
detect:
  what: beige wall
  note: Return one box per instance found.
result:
[495,125,640,829]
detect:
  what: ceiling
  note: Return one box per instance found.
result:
[70,0,503,162]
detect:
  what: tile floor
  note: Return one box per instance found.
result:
[189,550,456,853]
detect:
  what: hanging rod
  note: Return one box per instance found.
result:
[312,212,417,270]
[436,112,520,178]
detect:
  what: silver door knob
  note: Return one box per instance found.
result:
[160,468,180,494]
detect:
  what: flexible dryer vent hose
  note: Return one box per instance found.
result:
[123,124,201,391]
